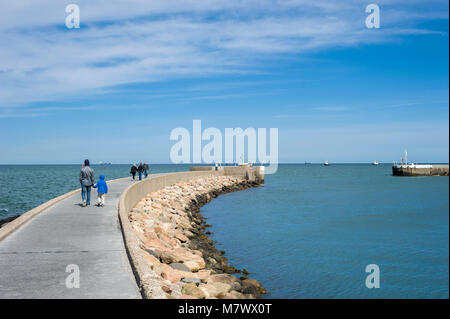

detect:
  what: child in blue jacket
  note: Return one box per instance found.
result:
[93,174,108,207]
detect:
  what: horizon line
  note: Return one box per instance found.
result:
[0,162,449,165]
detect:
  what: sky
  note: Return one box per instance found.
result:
[0,0,448,164]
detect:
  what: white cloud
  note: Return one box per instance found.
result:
[0,0,447,108]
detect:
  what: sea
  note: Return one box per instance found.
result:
[0,164,448,298]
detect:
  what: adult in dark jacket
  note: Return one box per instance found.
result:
[130,164,138,180]
[137,162,144,181]
[79,159,95,207]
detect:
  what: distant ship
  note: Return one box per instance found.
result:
[97,161,112,165]
[324,160,329,166]
[372,161,379,166]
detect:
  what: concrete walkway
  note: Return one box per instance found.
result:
[0,177,145,299]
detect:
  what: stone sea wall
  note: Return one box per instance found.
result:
[128,175,265,299]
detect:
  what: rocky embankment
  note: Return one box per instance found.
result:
[129,175,265,299]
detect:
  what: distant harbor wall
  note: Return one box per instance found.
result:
[190,165,264,183]
[392,164,449,176]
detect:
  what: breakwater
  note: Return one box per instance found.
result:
[125,175,264,299]
[392,164,449,176]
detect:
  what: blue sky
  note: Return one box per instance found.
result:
[0,0,448,164]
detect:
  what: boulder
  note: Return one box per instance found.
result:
[142,250,161,269]
[182,278,201,285]
[196,269,212,282]
[161,266,183,283]
[241,279,261,297]
[181,283,206,299]
[183,261,201,272]
[207,274,241,291]
[145,248,161,259]
[198,283,216,298]
[228,290,246,299]
[159,250,180,264]
[208,282,231,298]
[175,233,189,243]
[158,233,178,247]
[170,262,191,272]
[153,262,172,276]
[145,238,170,250]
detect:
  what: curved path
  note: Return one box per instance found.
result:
[0,176,151,299]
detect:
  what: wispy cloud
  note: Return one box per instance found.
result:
[0,0,448,108]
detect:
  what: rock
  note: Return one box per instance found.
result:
[145,238,170,250]
[182,278,201,284]
[170,262,191,272]
[161,286,172,293]
[158,233,178,247]
[142,250,161,269]
[208,282,231,298]
[243,278,261,288]
[198,283,216,298]
[161,267,182,283]
[193,257,206,269]
[181,283,206,299]
[152,262,172,276]
[223,264,239,274]
[196,270,212,282]
[175,233,189,243]
[145,248,160,259]
[207,274,241,291]
[133,229,147,243]
[159,250,179,264]
[241,279,261,297]
[228,290,246,299]
[206,257,218,266]
[183,261,201,272]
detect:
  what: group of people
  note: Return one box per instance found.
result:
[79,160,151,207]
[130,162,149,180]
[79,159,108,207]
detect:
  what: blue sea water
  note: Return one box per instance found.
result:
[0,164,448,298]
[201,164,449,298]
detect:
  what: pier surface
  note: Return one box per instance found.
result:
[0,177,143,299]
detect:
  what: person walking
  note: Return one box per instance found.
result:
[93,174,108,207]
[130,164,138,180]
[143,162,149,178]
[79,159,95,207]
[137,162,144,181]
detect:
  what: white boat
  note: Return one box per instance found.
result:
[372,161,379,166]
[324,160,329,166]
